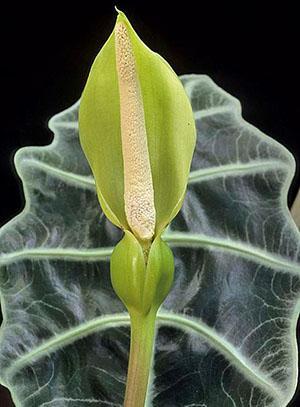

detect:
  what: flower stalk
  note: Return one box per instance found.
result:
[124,309,157,407]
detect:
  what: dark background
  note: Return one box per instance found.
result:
[0,1,299,405]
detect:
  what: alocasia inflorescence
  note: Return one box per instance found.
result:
[79,9,196,405]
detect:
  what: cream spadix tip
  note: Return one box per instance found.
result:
[115,21,156,241]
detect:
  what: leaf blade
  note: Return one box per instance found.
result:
[1,75,299,407]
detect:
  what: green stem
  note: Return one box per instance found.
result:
[124,308,157,407]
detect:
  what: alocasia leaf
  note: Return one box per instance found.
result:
[0,75,299,406]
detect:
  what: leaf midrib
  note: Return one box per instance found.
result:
[1,313,130,385]
[165,233,300,273]
[1,233,299,274]
[17,157,288,191]
[1,311,283,404]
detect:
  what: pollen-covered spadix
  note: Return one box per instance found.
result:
[115,21,156,241]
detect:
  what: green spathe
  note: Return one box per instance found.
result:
[110,231,174,315]
[79,10,196,238]
[110,231,146,313]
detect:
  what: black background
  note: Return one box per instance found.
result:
[0,1,299,405]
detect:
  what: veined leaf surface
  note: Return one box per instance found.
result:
[0,75,299,406]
